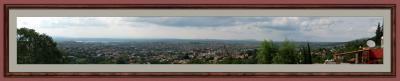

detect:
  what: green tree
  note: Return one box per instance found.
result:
[312,55,325,64]
[373,22,383,47]
[17,28,64,64]
[273,39,298,64]
[302,42,312,64]
[272,53,285,64]
[326,50,333,60]
[256,40,276,64]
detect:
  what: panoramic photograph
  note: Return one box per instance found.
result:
[16,16,384,64]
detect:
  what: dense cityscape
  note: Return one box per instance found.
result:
[58,39,260,64]
[55,38,350,64]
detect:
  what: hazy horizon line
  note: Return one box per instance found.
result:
[52,36,361,43]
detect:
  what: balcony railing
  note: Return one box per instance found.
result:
[333,48,383,64]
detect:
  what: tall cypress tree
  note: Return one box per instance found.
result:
[304,42,312,64]
[374,23,383,47]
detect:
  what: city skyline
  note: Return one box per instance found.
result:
[17,17,383,42]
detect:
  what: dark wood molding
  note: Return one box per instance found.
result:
[3,4,396,78]
[4,4,396,9]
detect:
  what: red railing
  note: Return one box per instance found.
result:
[333,48,383,64]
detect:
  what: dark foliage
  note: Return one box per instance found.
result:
[17,28,65,64]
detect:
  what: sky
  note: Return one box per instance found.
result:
[17,17,383,42]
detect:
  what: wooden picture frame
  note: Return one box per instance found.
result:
[4,4,396,78]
